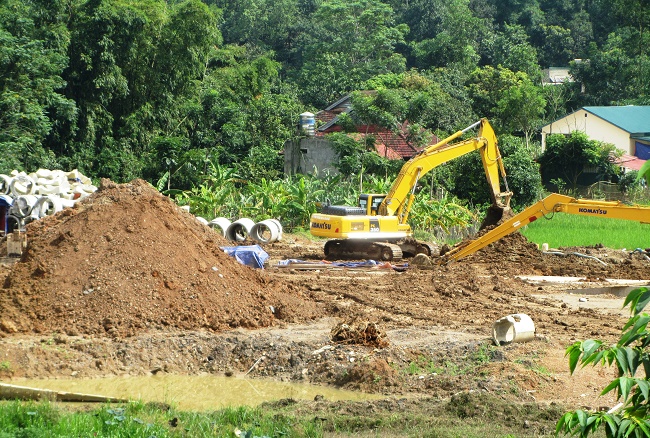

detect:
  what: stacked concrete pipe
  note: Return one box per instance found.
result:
[0,168,96,234]
[199,216,284,244]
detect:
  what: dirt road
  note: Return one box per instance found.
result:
[1,180,649,426]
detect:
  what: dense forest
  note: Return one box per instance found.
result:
[1,0,648,197]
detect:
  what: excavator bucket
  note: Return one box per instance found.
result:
[479,205,512,229]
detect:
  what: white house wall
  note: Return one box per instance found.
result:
[541,109,633,154]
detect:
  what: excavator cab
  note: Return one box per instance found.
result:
[358,194,387,216]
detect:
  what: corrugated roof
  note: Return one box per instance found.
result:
[584,106,650,134]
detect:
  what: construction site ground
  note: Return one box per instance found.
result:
[1,180,649,435]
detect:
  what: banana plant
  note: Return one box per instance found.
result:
[557,287,650,438]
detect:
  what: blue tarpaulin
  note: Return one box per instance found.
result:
[636,142,650,160]
[221,245,269,269]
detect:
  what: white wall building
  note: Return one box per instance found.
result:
[541,106,650,171]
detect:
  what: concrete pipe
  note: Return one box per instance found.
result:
[196,216,209,225]
[225,218,255,242]
[269,219,283,239]
[208,217,231,237]
[250,219,283,244]
[72,184,97,198]
[10,195,39,218]
[492,313,535,345]
[35,184,61,196]
[9,175,36,197]
[0,175,11,195]
[33,195,63,218]
[34,168,53,179]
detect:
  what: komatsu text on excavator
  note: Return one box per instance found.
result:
[309,118,513,260]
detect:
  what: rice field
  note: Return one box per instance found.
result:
[519,213,650,250]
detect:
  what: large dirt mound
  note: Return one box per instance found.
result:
[0,179,320,337]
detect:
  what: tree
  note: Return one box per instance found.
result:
[59,0,222,182]
[211,0,299,62]
[466,65,530,125]
[609,0,650,56]
[358,70,475,136]
[393,0,483,72]
[186,45,302,184]
[538,131,620,190]
[557,287,650,437]
[294,0,408,107]
[495,80,546,150]
[327,132,401,178]
[570,33,650,106]
[0,0,75,173]
[446,134,542,210]
[484,23,541,82]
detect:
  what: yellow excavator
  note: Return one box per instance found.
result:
[310,118,513,260]
[439,193,650,263]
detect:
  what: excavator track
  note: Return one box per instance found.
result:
[397,238,438,257]
[415,241,439,257]
[324,240,403,261]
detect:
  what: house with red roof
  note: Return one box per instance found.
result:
[284,94,438,176]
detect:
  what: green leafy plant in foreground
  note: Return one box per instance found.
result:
[556,287,650,437]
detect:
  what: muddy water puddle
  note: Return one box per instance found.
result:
[11,374,383,410]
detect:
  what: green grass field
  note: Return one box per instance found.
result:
[519,213,650,250]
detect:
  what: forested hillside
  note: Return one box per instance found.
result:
[1,0,648,189]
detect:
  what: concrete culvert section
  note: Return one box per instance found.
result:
[250,219,283,243]
[225,218,255,242]
[492,313,535,345]
[32,195,63,218]
[0,175,11,195]
[9,175,36,197]
[10,195,38,218]
[209,217,231,237]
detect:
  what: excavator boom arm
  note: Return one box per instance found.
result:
[379,119,511,222]
[441,194,650,263]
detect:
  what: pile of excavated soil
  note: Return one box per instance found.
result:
[0,179,320,337]
[464,231,650,279]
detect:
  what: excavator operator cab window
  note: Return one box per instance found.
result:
[358,194,386,216]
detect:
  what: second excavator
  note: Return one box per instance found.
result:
[309,118,513,260]
[439,193,650,264]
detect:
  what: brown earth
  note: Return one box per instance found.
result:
[1,179,649,428]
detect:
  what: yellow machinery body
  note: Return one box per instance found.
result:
[310,118,513,260]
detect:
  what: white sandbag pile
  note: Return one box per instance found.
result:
[0,169,97,229]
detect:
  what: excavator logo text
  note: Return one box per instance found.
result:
[578,207,608,215]
[311,222,332,230]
